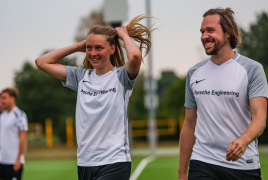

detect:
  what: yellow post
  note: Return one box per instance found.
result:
[66,117,74,147]
[45,118,53,148]
[179,115,185,131]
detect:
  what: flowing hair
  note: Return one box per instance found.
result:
[83,14,156,69]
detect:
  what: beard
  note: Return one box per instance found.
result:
[204,37,228,55]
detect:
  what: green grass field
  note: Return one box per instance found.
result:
[23,154,268,180]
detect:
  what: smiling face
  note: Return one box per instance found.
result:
[86,34,115,70]
[200,15,230,55]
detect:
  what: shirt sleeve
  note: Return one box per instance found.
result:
[17,111,28,131]
[117,65,139,90]
[184,70,197,109]
[248,63,268,100]
[62,66,88,92]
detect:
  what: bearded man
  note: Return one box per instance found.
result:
[179,8,268,180]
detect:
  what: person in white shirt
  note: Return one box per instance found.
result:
[36,15,156,180]
[0,94,3,112]
[0,88,28,180]
[178,8,267,180]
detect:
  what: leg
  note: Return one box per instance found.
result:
[217,166,261,180]
[96,162,131,180]
[3,164,23,180]
[78,166,94,180]
[188,160,219,180]
[0,164,7,180]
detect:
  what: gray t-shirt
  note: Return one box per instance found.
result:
[62,65,137,166]
[185,53,268,170]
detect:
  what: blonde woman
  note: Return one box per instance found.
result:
[36,15,155,180]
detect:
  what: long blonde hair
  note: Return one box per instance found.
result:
[83,14,156,69]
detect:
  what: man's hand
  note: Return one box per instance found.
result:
[13,159,21,172]
[226,137,248,161]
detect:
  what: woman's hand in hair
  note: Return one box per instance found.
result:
[115,26,129,40]
[77,40,87,52]
[116,26,142,80]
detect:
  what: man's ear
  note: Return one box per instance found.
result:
[110,44,115,55]
[226,32,230,39]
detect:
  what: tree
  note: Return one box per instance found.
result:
[238,12,268,69]
[74,9,107,43]
[14,52,78,142]
[128,72,148,121]
[238,12,268,144]
[157,71,179,119]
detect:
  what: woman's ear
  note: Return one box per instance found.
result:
[110,44,115,55]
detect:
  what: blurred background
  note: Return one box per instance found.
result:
[1,0,268,179]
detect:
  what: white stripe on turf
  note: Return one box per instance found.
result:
[130,156,155,180]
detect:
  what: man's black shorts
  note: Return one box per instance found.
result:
[78,162,131,180]
[0,163,24,180]
[188,160,261,180]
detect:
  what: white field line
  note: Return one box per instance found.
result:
[130,156,155,180]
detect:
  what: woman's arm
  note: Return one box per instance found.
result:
[35,40,86,81]
[115,27,142,80]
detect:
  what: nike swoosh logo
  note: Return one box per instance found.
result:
[196,79,206,83]
[83,80,91,84]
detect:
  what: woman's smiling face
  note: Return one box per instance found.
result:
[86,33,115,69]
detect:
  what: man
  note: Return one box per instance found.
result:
[0,88,28,180]
[0,94,3,112]
[179,8,267,180]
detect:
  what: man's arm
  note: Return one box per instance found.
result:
[13,131,27,171]
[226,97,267,161]
[178,108,197,180]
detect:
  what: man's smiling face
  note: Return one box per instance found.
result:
[200,14,230,55]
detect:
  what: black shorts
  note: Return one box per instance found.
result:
[78,162,131,180]
[0,163,24,180]
[188,160,261,180]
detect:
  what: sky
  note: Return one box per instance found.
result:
[1,0,268,90]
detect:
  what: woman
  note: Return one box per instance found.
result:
[35,15,155,180]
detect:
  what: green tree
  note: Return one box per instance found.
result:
[157,71,179,119]
[128,72,148,121]
[238,12,268,69]
[238,12,268,144]
[15,53,77,142]
[161,77,186,119]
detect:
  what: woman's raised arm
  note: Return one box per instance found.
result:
[35,40,86,81]
[115,27,142,80]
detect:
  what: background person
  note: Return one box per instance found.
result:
[0,88,28,180]
[0,93,3,112]
[179,8,267,180]
[35,15,156,180]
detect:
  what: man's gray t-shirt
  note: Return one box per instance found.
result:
[62,65,137,166]
[185,53,268,169]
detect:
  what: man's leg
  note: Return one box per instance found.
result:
[77,166,94,180]
[216,165,261,180]
[96,162,131,180]
[188,160,219,180]
[3,164,23,180]
[78,162,131,180]
[0,164,7,180]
